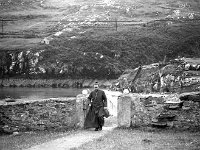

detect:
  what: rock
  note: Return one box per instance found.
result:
[2,125,14,134]
[33,125,46,131]
[19,84,24,87]
[142,139,152,144]
[12,131,20,136]
[182,106,191,110]
[168,105,181,110]
[145,104,157,107]
[166,121,174,128]
[154,97,165,104]
[27,84,33,87]
[5,99,16,102]
[52,83,58,88]
[140,97,152,106]
[62,84,69,88]
[157,113,176,121]
[151,122,167,128]
[179,93,200,102]
[9,84,17,87]
[164,101,184,110]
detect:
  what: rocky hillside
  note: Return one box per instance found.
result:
[116,57,200,93]
[0,0,200,79]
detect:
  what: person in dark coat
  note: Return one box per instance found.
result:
[84,82,108,131]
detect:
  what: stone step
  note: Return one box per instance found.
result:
[157,114,176,121]
[164,101,183,104]
[144,104,157,107]
[164,101,184,110]
[168,105,181,110]
[182,106,191,110]
[151,121,167,128]
[179,93,200,102]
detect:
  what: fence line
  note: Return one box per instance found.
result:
[1,18,200,38]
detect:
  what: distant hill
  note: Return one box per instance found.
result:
[0,0,200,79]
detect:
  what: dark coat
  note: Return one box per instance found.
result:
[84,89,107,128]
[88,89,107,107]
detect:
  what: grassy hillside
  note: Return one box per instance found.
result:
[0,0,200,79]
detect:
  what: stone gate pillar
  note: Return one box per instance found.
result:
[117,94,132,127]
[76,94,87,128]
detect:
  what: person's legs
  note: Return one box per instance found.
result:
[94,108,105,131]
[94,113,99,131]
[97,116,104,130]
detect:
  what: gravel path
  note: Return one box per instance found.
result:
[26,126,116,150]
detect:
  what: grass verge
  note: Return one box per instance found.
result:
[0,128,78,150]
[76,127,200,150]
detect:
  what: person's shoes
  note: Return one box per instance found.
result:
[95,128,99,131]
[98,126,102,131]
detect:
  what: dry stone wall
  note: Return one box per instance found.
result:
[0,97,85,135]
[118,93,200,130]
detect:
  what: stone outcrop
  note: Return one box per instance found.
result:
[116,57,200,93]
[117,93,200,130]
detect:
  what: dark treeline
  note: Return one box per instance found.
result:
[0,51,31,78]
[0,50,121,79]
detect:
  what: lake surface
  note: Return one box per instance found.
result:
[0,87,85,100]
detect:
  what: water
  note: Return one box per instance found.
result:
[0,87,84,100]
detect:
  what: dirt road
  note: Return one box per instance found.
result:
[26,126,116,150]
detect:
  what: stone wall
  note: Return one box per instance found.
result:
[118,93,200,129]
[0,90,120,135]
[0,97,85,134]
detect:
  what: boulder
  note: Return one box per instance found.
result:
[179,92,200,102]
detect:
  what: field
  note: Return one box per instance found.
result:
[1,0,200,51]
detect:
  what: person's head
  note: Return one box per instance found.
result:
[94,82,99,90]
